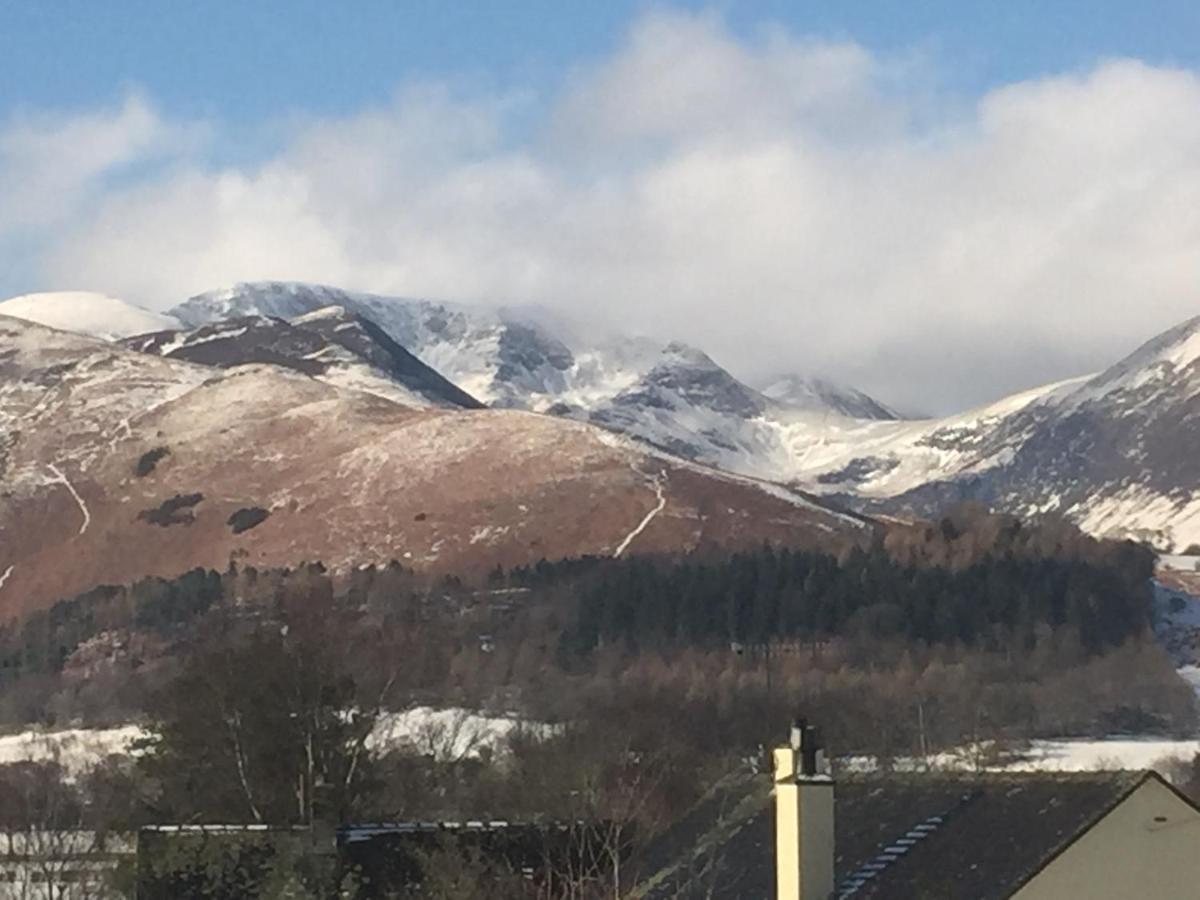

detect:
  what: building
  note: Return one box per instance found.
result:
[128,721,1200,898]
[135,820,617,898]
[632,721,1200,899]
[0,830,133,900]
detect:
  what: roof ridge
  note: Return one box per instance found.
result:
[836,769,1150,784]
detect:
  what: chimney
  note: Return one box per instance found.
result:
[774,718,835,900]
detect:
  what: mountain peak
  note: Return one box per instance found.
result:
[0,291,179,341]
[123,310,482,411]
[1110,313,1200,376]
[1061,313,1200,410]
[760,374,899,420]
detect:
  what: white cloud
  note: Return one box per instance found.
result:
[548,10,900,152]
[0,92,199,234]
[11,11,1200,413]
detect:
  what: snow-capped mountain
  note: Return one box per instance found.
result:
[22,278,1200,550]
[570,341,795,478]
[0,315,867,617]
[0,291,179,340]
[122,307,482,410]
[172,282,577,408]
[938,314,1200,548]
[775,375,1088,500]
[760,375,899,420]
[796,314,1200,549]
[169,282,894,474]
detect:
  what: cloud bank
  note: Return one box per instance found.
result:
[4,10,1200,413]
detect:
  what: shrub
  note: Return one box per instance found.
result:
[134,446,171,477]
[138,493,204,527]
[228,507,270,535]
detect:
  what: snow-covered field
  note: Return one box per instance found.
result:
[1007,738,1200,772]
[843,737,1200,777]
[0,725,145,775]
[3,714,1196,783]
[0,708,543,774]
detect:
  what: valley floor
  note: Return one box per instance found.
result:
[4,721,1199,784]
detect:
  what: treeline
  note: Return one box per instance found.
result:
[560,543,1153,658]
[0,562,429,725]
[0,568,225,679]
[0,507,1179,750]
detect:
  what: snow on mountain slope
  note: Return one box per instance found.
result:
[573,341,795,478]
[1060,314,1200,411]
[761,374,900,420]
[0,314,212,478]
[0,316,868,618]
[0,292,178,340]
[980,315,1200,548]
[123,307,482,410]
[168,282,1200,548]
[17,279,1200,550]
[170,283,896,468]
[779,375,1090,499]
[173,282,576,407]
[866,315,1200,548]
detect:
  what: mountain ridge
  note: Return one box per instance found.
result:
[8,280,1199,549]
[0,314,868,618]
[122,307,483,410]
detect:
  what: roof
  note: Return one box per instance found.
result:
[633,768,1174,900]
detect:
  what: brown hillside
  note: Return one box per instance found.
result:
[0,316,870,618]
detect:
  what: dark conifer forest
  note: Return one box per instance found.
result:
[559,542,1152,658]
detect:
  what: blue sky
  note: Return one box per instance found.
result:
[2,2,1199,412]
[4,1,1198,125]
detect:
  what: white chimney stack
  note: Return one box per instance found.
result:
[774,718,835,900]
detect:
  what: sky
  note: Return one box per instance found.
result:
[1,1,1199,413]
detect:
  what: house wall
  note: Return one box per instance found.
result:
[1015,778,1200,900]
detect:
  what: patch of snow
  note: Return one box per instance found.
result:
[842,737,1200,775]
[1076,486,1200,551]
[1177,665,1200,697]
[367,707,544,760]
[312,360,431,409]
[613,467,667,557]
[469,524,510,546]
[291,305,352,325]
[0,708,552,772]
[1009,738,1200,772]
[0,292,178,340]
[0,725,147,775]
[176,324,250,346]
[45,463,90,535]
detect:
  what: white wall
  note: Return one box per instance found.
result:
[1015,778,1200,900]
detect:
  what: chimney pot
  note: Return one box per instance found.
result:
[790,717,806,751]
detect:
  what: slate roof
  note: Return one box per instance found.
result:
[632,769,1171,900]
